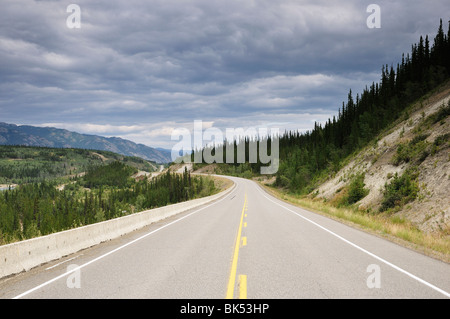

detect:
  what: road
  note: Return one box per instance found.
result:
[1,176,449,299]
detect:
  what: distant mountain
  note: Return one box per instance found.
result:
[0,122,172,163]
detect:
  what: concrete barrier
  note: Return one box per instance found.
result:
[0,181,235,279]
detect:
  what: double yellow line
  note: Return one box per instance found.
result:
[226,193,248,299]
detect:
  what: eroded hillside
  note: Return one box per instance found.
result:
[316,82,450,234]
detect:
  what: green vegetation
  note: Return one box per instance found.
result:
[83,161,138,188]
[0,147,218,245]
[380,167,420,212]
[325,173,369,207]
[393,134,430,165]
[0,145,156,184]
[345,173,369,205]
[193,162,256,180]
[427,101,450,125]
[0,168,217,245]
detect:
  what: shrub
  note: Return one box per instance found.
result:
[433,133,449,147]
[393,134,430,165]
[380,167,419,212]
[431,101,450,124]
[345,173,369,205]
[275,175,290,188]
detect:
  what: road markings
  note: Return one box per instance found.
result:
[226,193,247,299]
[255,183,450,299]
[238,275,247,299]
[12,186,236,299]
[241,237,247,247]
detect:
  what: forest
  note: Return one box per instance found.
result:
[0,157,216,245]
[0,145,157,184]
[193,19,450,195]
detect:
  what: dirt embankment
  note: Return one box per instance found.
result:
[315,83,450,235]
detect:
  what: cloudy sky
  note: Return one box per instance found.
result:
[1,0,448,149]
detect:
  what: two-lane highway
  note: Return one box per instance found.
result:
[234,178,450,298]
[1,176,449,299]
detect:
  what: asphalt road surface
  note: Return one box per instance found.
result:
[1,176,449,299]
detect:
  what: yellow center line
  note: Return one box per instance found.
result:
[226,193,247,299]
[238,275,247,299]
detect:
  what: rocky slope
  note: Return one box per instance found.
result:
[315,81,450,234]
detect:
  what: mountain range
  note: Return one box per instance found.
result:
[0,122,172,163]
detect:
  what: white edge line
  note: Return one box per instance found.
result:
[13,184,236,299]
[254,182,450,298]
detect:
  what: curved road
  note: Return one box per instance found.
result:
[1,176,449,299]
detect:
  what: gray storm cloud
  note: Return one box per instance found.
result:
[0,0,448,148]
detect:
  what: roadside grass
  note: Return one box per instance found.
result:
[260,184,450,263]
[210,175,234,193]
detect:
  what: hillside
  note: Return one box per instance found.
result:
[0,145,158,185]
[315,81,450,234]
[0,122,172,163]
[0,154,220,245]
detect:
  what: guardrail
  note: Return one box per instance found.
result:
[0,181,235,279]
